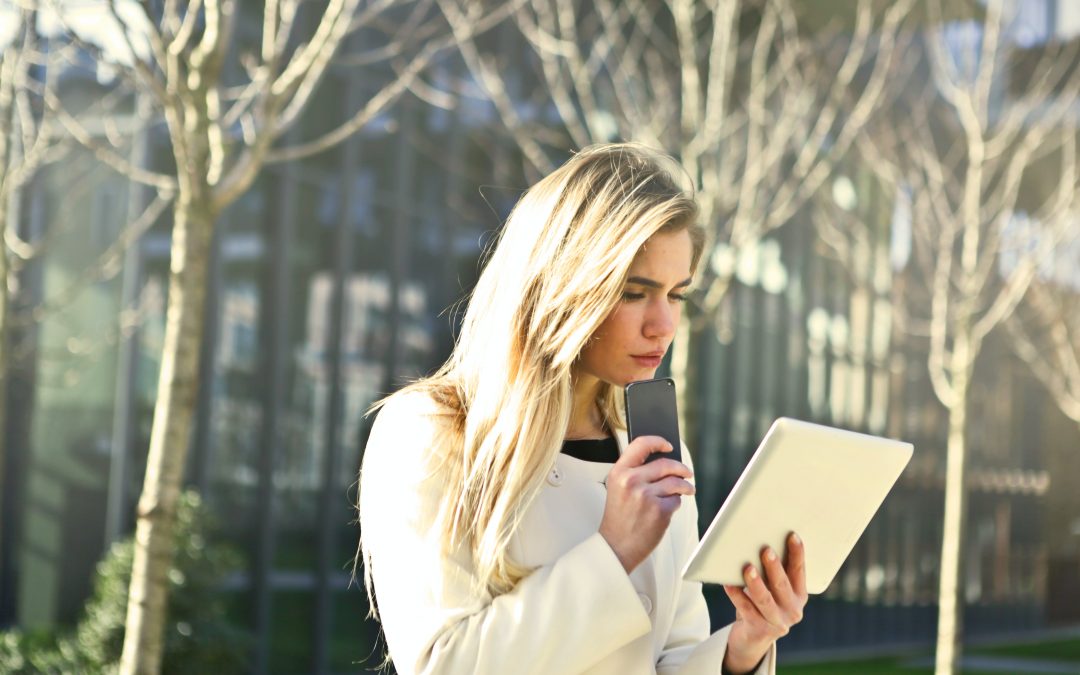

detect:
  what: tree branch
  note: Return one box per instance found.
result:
[41,88,176,192]
[20,190,175,328]
[1006,309,1080,422]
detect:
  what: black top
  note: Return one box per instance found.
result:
[560,436,619,463]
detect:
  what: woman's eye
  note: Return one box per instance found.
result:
[621,292,646,301]
[670,294,688,303]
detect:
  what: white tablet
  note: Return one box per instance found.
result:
[682,417,913,594]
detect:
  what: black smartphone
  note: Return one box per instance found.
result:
[624,377,682,464]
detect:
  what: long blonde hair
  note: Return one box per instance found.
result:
[362,143,705,601]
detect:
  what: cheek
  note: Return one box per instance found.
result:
[581,311,629,363]
[584,326,615,360]
[601,306,639,345]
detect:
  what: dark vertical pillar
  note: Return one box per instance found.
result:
[698,322,726,519]
[250,3,315,667]
[864,177,883,433]
[784,213,811,420]
[313,74,367,675]
[382,100,415,395]
[812,234,834,425]
[731,280,759,456]
[253,161,296,675]
[716,291,738,491]
[439,75,467,359]
[312,171,350,675]
[759,274,781,437]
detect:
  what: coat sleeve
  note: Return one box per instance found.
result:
[655,448,778,675]
[359,393,653,675]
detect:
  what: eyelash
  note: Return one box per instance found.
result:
[622,291,688,303]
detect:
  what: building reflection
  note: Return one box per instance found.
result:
[2,2,1080,673]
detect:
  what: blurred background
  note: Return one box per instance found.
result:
[0,0,1079,673]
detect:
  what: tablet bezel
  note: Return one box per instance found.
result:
[681,417,913,594]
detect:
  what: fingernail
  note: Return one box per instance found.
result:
[765,548,776,562]
[791,532,802,545]
[747,566,758,579]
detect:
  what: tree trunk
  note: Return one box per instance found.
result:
[119,149,216,675]
[934,332,972,675]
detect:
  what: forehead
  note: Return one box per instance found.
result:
[629,229,693,276]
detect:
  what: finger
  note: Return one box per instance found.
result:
[785,532,807,599]
[723,584,762,620]
[656,494,683,515]
[618,435,672,467]
[648,476,696,498]
[636,457,693,483]
[742,564,788,632]
[760,544,803,622]
[760,546,798,611]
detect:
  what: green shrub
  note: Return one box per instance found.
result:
[0,490,251,674]
[0,628,91,674]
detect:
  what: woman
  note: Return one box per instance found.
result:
[358,143,807,674]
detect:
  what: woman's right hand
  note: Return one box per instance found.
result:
[598,436,695,573]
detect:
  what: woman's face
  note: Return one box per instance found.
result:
[577,228,694,387]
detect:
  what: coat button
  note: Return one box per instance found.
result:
[637,592,653,616]
[546,466,563,486]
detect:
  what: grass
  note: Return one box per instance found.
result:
[781,656,932,674]
[780,635,1080,674]
[972,637,1080,660]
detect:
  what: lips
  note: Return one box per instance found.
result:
[631,352,664,367]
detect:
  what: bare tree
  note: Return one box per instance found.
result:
[439,0,915,428]
[1006,273,1080,599]
[1007,278,1080,424]
[85,2,407,672]
[0,2,187,583]
[11,1,525,672]
[856,1,1080,671]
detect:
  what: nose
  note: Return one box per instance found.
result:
[643,297,677,339]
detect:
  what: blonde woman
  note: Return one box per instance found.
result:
[358,143,807,674]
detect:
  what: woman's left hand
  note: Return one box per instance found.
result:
[721,532,808,674]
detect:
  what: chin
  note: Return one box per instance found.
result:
[599,373,631,388]
[623,370,657,386]
[597,366,658,388]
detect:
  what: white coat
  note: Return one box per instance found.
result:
[359,391,778,675]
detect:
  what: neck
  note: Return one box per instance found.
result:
[567,372,607,439]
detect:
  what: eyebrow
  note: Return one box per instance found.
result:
[626,276,693,289]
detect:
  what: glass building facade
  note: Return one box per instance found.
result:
[2,4,1079,674]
